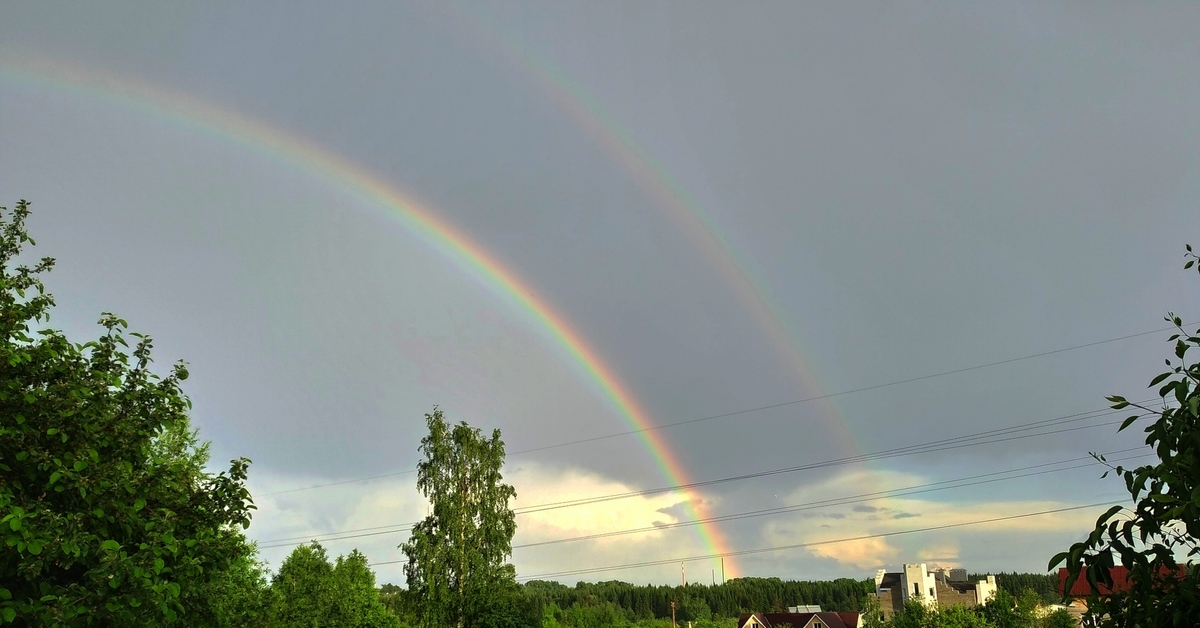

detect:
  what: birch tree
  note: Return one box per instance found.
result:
[401,409,517,628]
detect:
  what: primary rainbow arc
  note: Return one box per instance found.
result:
[0,54,738,578]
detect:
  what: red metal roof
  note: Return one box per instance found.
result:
[1057,566,1187,597]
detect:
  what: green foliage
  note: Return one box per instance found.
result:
[972,574,1057,605]
[401,409,519,628]
[933,605,990,628]
[268,542,401,627]
[1049,246,1200,627]
[1039,609,1074,628]
[522,577,872,623]
[0,199,257,624]
[172,551,272,627]
[860,592,887,628]
[979,588,1042,628]
[889,598,933,628]
[515,575,1069,628]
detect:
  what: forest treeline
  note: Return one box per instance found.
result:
[374,572,1059,627]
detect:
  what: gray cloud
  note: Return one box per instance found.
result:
[2,0,1194,584]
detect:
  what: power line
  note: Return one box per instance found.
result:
[503,501,1125,581]
[262,446,1147,550]
[262,323,1184,497]
[258,402,1152,547]
[508,449,1151,550]
[511,501,1128,581]
[512,405,1139,515]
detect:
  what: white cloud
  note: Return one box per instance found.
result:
[758,468,1109,573]
[247,462,726,585]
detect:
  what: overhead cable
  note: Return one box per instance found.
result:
[259,401,1152,547]
[262,323,1186,497]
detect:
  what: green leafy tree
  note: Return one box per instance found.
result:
[401,408,518,628]
[269,542,336,626]
[0,199,256,624]
[330,550,405,628]
[1039,608,1075,628]
[1013,589,1041,628]
[933,605,989,628]
[268,542,401,628]
[981,589,1020,628]
[889,598,933,628]
[172,550,271,627]
[859,592,887,628]
[1049,246,1200,626]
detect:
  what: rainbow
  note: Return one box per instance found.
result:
[0,55,739,577]
[448,4,861,456]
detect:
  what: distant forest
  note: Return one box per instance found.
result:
[380,573,1058,625]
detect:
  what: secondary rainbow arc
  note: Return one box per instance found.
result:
[449,5,862,457]
[0,55,738,578]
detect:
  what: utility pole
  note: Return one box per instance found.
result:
[670,600,677,628]
[681,562,686,586]
[721,557,725,584]
[712,569,715,586]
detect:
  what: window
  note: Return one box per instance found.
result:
[930,587,935,597]
[913,583,920,596]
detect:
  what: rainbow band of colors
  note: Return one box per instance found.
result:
[0,55,737,576]
[448,3,861,456]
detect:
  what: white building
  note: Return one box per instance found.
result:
[873,563,997,618]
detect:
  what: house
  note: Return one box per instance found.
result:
[1056,565,1187,598]
[1056,565,1188,624]
[738,611,860,628]
[873,563,997,618]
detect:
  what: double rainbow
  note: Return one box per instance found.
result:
[0,55,739,577]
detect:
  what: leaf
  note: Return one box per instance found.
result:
[1120,415,1140,432]
[27,541,41,555]
[1,608,13,623]
[134,498,145,511]
[8,519,19,532]
[73,461,87,471]
[100,539,119,551]
[1149,372,1173,387]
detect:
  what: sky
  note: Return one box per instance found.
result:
[2,1,1199,587]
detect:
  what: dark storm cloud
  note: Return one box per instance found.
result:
[3,0,1198,583]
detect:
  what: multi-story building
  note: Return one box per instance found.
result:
[873,563,997,618]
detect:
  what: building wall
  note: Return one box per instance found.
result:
[900,564,938,608]
[934,581,977,608]
[875,587,904,619]
[975,575,997,605]
[876,565,998,618]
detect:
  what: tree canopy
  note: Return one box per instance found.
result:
[0,200,257,624]
[268,542,401,628]
[1050,245,1200,626]
[401,408,518,628]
